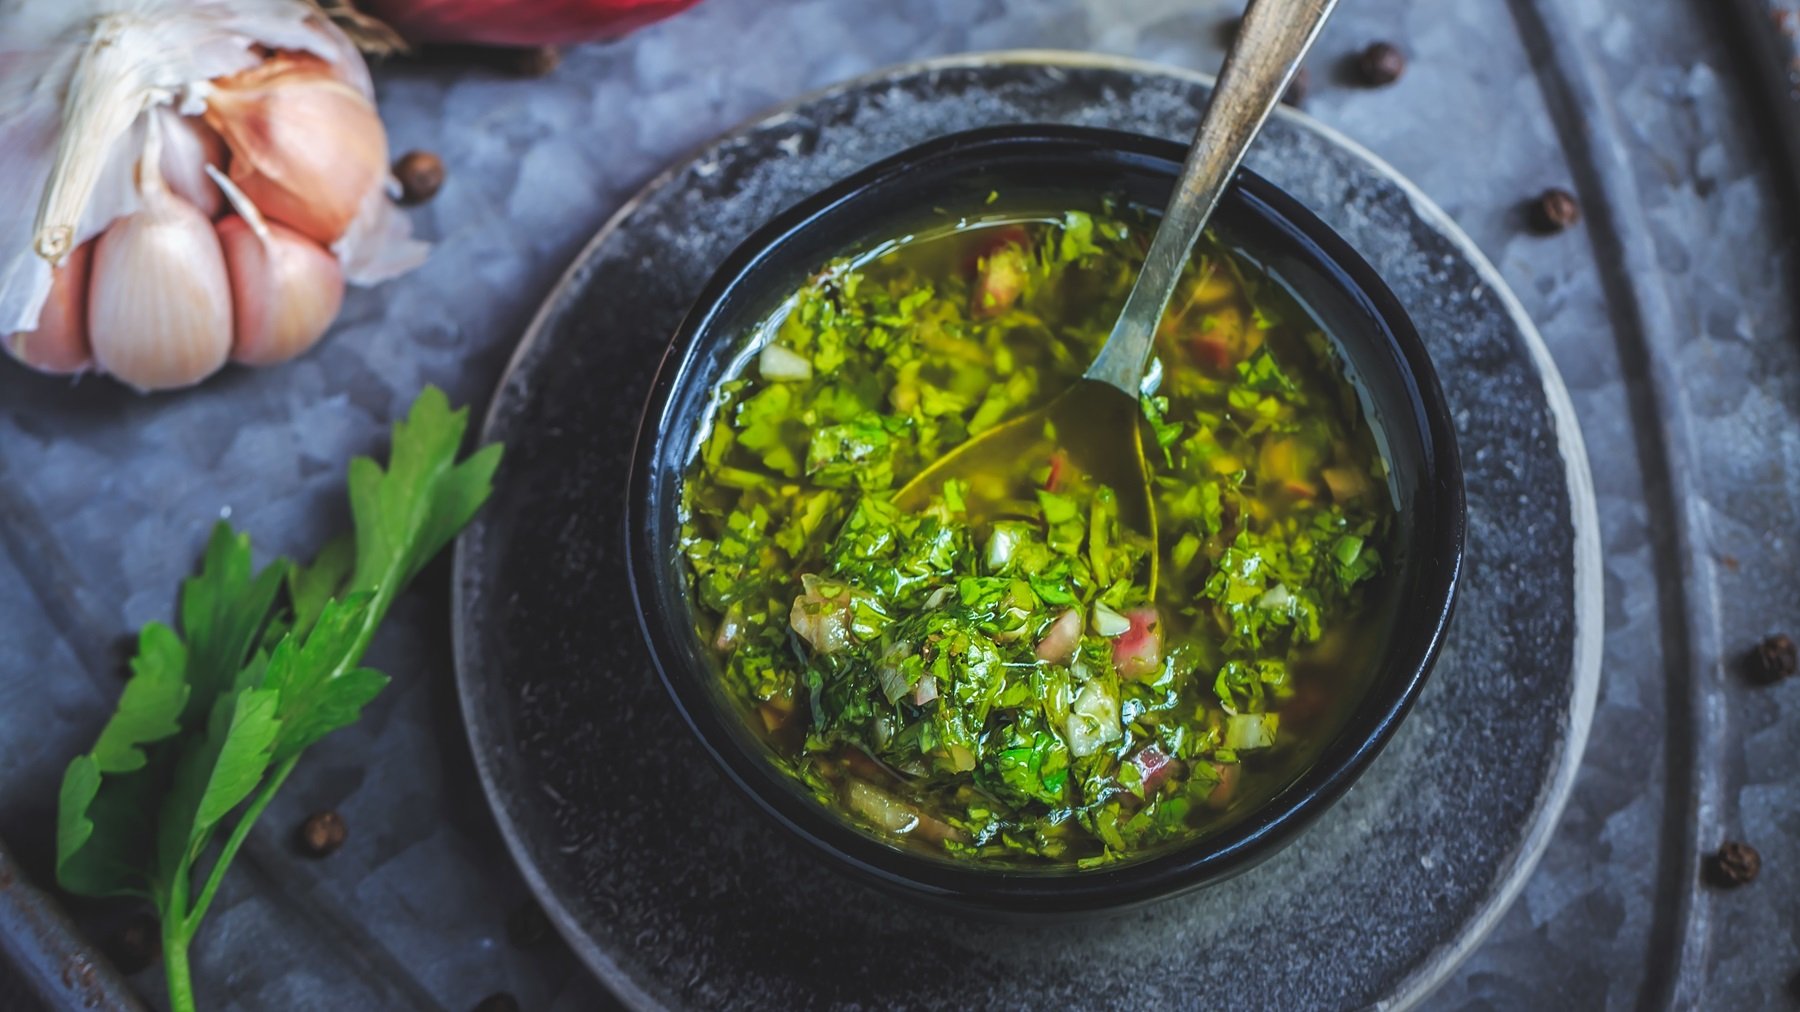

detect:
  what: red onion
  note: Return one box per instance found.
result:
[1033,608,1082,665]
[1112,608,1164,680]
[359,0,702,46]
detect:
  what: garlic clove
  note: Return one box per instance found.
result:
[158,109,228,220]
[88,191,233,392]
[204,53,388,246]
[4,242,94,375]
[218,215,345,366]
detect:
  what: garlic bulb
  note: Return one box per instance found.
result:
[218,214,345,366]
[204,53,388,247]
[0,0,427,389]
[87,129,233,391]
[4,243,93,375]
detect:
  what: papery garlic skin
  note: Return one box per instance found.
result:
[218,214,344,366]
[205,54,388,247]
[88,186,233,391]
[4,242,93,375]
[333,171,430,284]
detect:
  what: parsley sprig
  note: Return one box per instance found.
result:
[55,388,501,1012]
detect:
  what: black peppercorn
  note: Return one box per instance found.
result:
[1748,633,1797,683]
[1707,841,1761,887]
[511,46,561,77]
[297,810,348,857]
[1356,42,1407,86]
[394,151,446,206]
[506,900,551,948]
[1281,66,1311,107]
[1530,188,1581,233]
[105,915,161,975]
[473,993,521,1012]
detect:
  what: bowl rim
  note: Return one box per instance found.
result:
[624,122,1466,914]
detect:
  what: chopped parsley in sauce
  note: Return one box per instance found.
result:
[680,210,1391,866]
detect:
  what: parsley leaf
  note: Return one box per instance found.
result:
[55,624,191,899]
[177,525,287,725]
[54,387,501,1012]
[264,594,390,762]
[287,534,352,641]
[1057,210,1102,262]
[89,625,190,774]
[1139,394,1182,466]
[155,687,282,882]
[347,386,503,599]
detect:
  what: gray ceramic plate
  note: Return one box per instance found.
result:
[452,52,1602,1010]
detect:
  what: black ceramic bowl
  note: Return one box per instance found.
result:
[625,124,1464,916]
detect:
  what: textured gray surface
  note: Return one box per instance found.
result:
[456,56,1595,1011]
[1737,0,1800,187]
[0,839,143,1011]
[0,0,1795,1009]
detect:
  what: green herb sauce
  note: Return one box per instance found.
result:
[679,209,1392,866]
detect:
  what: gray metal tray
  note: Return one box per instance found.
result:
[3,0,1797,1006]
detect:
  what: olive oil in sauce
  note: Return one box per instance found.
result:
[679,208,1392,867]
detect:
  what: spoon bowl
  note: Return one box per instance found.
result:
[891,378,1159,590]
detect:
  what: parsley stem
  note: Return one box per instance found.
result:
[185,754,299,934]
[163,889,196,1012]
[163,933,195,1012]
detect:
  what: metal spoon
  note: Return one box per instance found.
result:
[892,0,1338,593]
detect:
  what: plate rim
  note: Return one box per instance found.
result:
[450,48,1604,1012]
